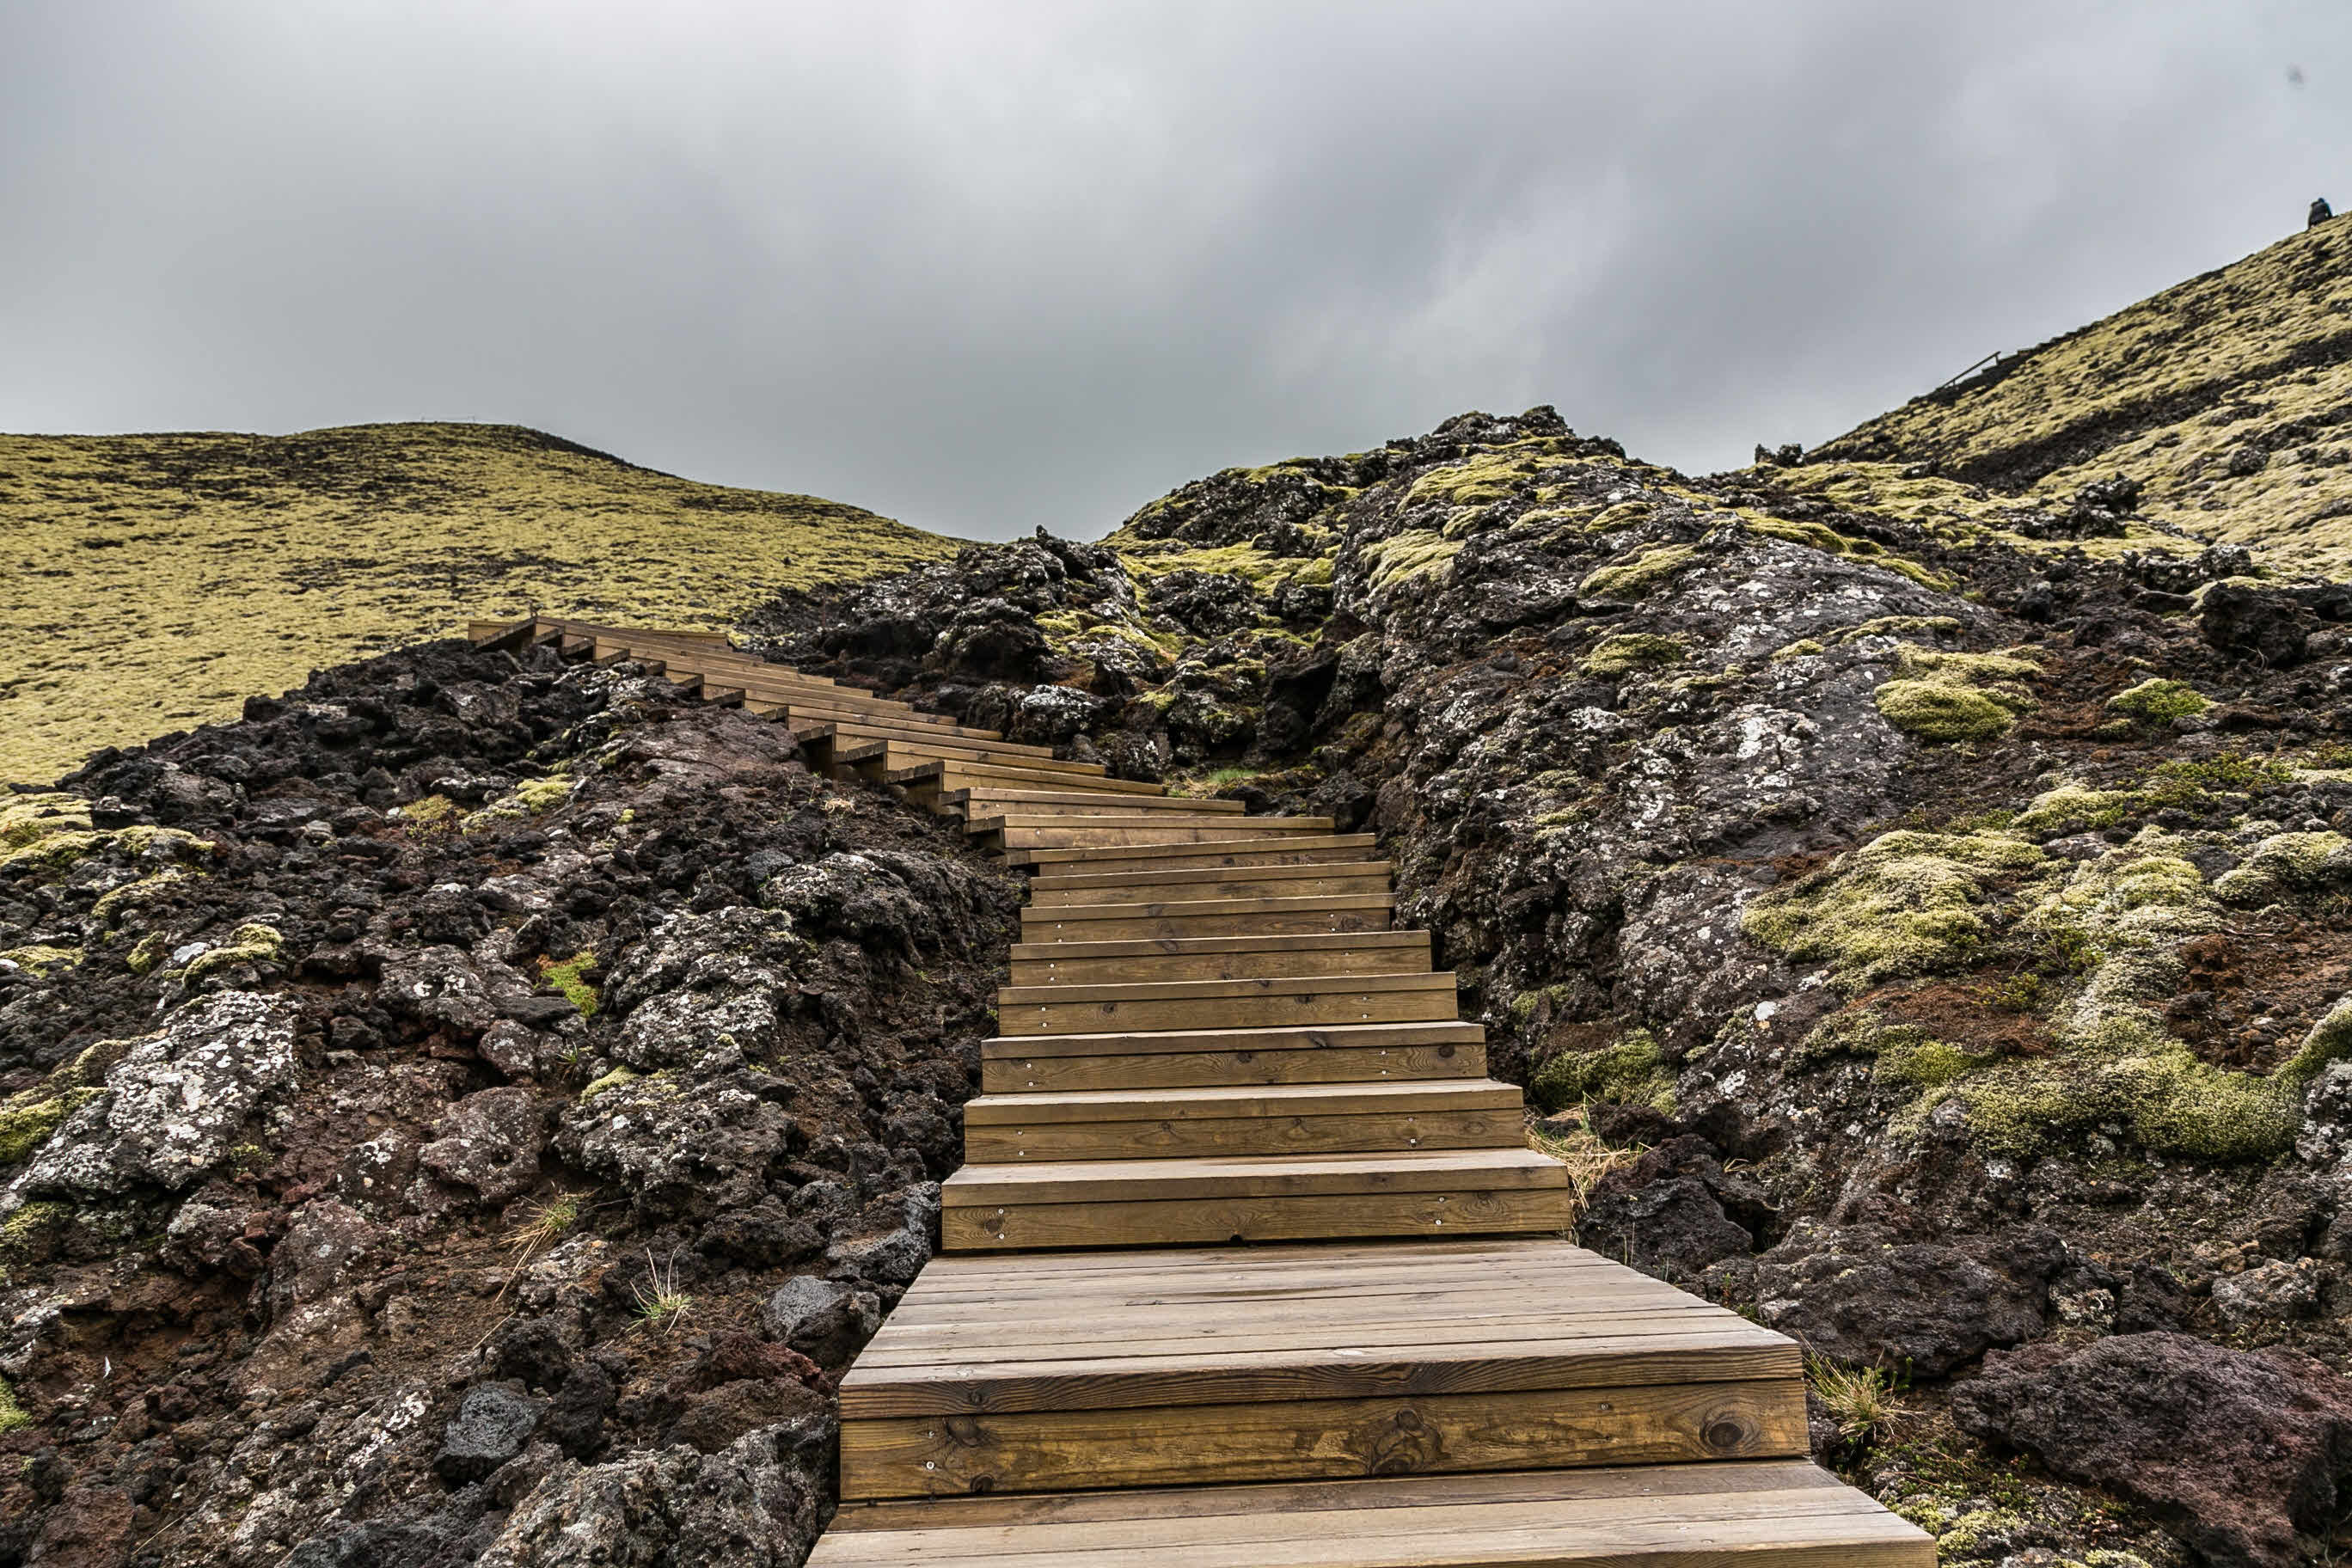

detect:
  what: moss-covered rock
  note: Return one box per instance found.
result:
[1743,830,2046,989]
[2106,677,2210,726]
[1580,634,1687,678]
[1579,543,1701,600]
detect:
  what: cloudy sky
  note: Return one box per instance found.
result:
[3,3,2345,541]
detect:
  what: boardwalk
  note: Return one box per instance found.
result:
[473,620,1932,1568]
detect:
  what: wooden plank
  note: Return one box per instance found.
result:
[1008,933,1430,985]
[963,1081,1515,1126]
[952,789,1243,813]
[995,977,1459,1036]
[812,1460,1929,1567]
[899,761,1163,793]
[981,1019,1484,1061]
[794,721,1058,763]
[838,1376,1805,1498]
[1029,865,1393,904]
[868,746,1111,780]
[1011,834,1377,870]
[983,1043,1486,1093]
[944,1147,1565,1206]
[965,1106,1521,1162]
[1021,899,1396,943]
[842,1336,1800,1418]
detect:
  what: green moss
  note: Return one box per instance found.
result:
[0,1088,96,1165]
[2211,830,2349,908]
[1874,644,2040,743]
[1743,830,2045,989]
[462,773,579,831]
[172,922,284,983]
[0,1200,70,1262]
[1529,1030,1676,1117]
[0,945,78,977]
[400,794,462,837]
[2011,782,2136,836]
[539,951,601,1019]
[126,931,168,975]
[2106,677,2209,726]
[1360,530,1464,594]
[1840,615,1964,643]
[1580,634,1687,678]
[1579,543,1701,600]
[0,794,92,851]
[0,1375,28,1435]
[579,1065,640,1102]
[1583,500,1653,533]
[90,867,198,928]
[1770,638,1825,661]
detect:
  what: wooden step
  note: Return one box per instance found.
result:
[864,746,1112,781]
[1021,893,1396,943]
[892,758,1163,793]
[963,1078,1521,1161]
[996,970,1457,1037]
[1009,930,1430,985]
[948,788,1245,815]
[989,818,1338,853]
[744,696,982,733]
[983,1020,1487,1093]
[1030,862,1392,907]
[837,1241,1801,1496]
[812,1460,1931,1567]
[940,1147,1571,1253]
[1010,834,1378,870]
[797,721,1058,765]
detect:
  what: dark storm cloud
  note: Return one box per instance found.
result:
[2,2,2346,540]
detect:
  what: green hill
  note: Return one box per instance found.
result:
[0,422,962,781]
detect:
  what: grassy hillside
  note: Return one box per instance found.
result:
[1810,217,2352,572]
[0,422,963,781]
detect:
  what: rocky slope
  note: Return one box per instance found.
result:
[0,423,960,782]
[9,216,2352,1568]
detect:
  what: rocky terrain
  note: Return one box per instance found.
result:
[6,214,2352,1566]
[0,423,959,781]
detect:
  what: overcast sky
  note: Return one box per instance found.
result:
[3,3,2346,541]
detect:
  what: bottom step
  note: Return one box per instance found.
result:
[813,1460,1932,1568]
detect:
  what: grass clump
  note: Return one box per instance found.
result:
[537,951,601,1019]
[1529,1030,1676,1118]
[2107,678,2210,726]
[630,1249,694,1334]
[1579,544,1700,601]
[400,795,462,838]
[1874,644,2040,743]
[507,1196,584,1265]
[1809,1357,1903,1445]
[1581,634,1686,679]
[1743,830,2044,989]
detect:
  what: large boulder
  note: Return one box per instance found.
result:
[1754,1220,2064,1375]
[1953,1332,2352,1568]
[8,991,302,1199]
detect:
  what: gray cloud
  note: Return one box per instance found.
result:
[3,1,2346,540]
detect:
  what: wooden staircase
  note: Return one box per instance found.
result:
[472,620,1932,1568]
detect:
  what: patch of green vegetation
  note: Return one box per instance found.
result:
[1770,637,1825,661]
[462,772,579,831]
[0,422,964,781]
[2211,830,2349,908]
[1118,539,1332,593]
[1580,634,1687,678]
[0,793,91,850]
[1579,543,1701,600]
[579,1065,640,1103]
[1743,829,2046,989]
[2010,781,2135,836]
[0,945,78,977]
[0,1200,70,1262]
[1874,644,2040,743]
[1360,530,1464,594]
[0,1088,96,1165]
[400,794,462,838]
[90,867,198,928]
[0,1375,28,1435]
[1404,445,1543,508]
[1841,615,1964,643]
[126,931,168,975]
[172,922,284,983]
[539,951,601,1019]
[1529,1029,1676,1118]
[2106,677,2209,726]
[1581,499,1652,533]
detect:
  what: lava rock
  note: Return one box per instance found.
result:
[436,1383,542,1482]
[759,1275,884,1365]
[1755,1221,2063,1375]
[2202,581,2312,666]
[418,1086,548,1207]
[1953,1332,2352,1568]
